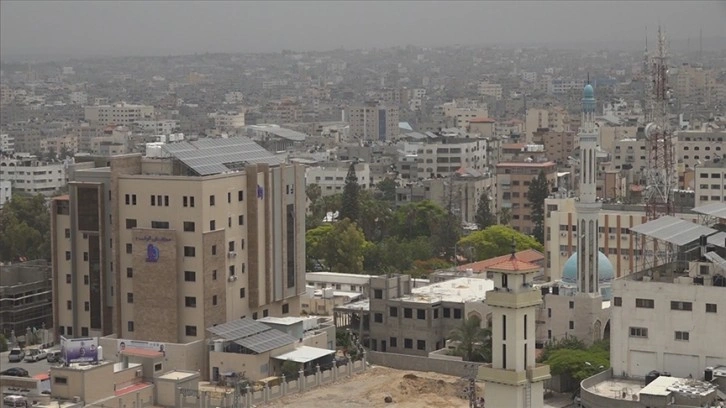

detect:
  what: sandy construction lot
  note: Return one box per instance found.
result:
[261,365,483,408]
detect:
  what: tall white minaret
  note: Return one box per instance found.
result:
[575,80,601,294]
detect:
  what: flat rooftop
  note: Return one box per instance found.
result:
[586,377,643,401]
[157,370,199,381]
[402,277,494,304]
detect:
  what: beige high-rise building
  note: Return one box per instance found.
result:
[84,103,155,127]
[347,103,399,142]
[495,161,557,234]
[51,137,306,343]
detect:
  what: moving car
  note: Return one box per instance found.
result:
[0,367,30,377]
[24,348,48,362]
[7,348,24,363]
[46,350,62,363]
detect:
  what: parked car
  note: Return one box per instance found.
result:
[46,350,62,363]
[24,348,48,362]
[0,367,30,377]
[7,348,25,363]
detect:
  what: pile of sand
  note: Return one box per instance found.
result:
[365,372,479,407]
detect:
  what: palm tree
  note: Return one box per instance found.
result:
[448,315,492,362]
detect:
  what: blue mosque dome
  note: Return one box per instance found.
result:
[583,84,595,99]
[562,251,614,284]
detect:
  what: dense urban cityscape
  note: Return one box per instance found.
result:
[1,2,725,407]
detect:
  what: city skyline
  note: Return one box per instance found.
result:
[1,1,725,58]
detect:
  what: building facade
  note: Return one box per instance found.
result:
[694,159,726,207]
[51,137,306,342]
[347,103,399,142]
[0,260,53,336]
[495,161,557,234]
[0,155,68,196]
[84,103,155,127]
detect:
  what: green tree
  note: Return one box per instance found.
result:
[474,191,495,230]
[448,315,492,362]
[340,162,360,223]
[391,200,447,240]
[457,225,543,261]
[498,207,512,225]
[281,360,300,380]
[528,170,550,244]
[357,190,393,242]
[375,177,397,202]
[0,194,51,262]
[0,334,8,352]
[321,220,370,274]
[305,224,334,270]
[544,348,609,383]
[306,183,322,208]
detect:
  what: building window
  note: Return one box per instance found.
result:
[84,252,89,261]
[374,313,383,323]
[252,312,258,320]
[263,309,269,317]
[404,308,413,318]
[706,303,717,313]
[209,195,215,206]
[404,338,413,349]
[389,307,398,317]
[183,196,188,207]
[629,327,648,338]
[151,221,169,229]
[65,251,71,260]
[548,330,552,339]
[185,325,197,336]
[569,321,574,330]
[84,301,90,311]
[390,337,397,348]
[124,219,136,229]
[185,296,196,308]
[66,274,71,284]
[127,293,133,303]
[238,190,244,201]
[184,271,196,282]
[67,300,72,310]
[212,295,218,306]
[635,298,655,308]
[227,192,231,203]
[502,315,507,340]
[282,303,289,314]
[238,215,244,225]
[454,308,462,319]
[613,297,622,306]
[210,220,216,230]
[212,270,217,280]
[670,301,692,311]
[374,289,383,299]
[126,243,133,254]
[569,301,574,309]
[183,221,195,232]
[228,241,235,252]
[443,308,451,318]
[417,340,426,350]
[54,377,68,384]
[211,245,217,255]
[184,246,196,257]
[417,309,426,320]
[128,321,134,332]
[433,308,439,319]
[240,288,245,298]
[674,331,690,341]
[229,265,235,276]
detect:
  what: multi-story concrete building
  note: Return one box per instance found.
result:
[51,137,306,342]
[496,161,557,234]
[414,138,491,179]
[525,107,570,141]
[69,91,87,105]
[0,180,10,208]
[212,111,246,131]
[676,130,726,170]
[611,136,647,172]
[0,260,53,336]
[367,275,493,356]
[133,120,179,135]
[478,81,503,100]
[694,158,726,207]
[0,155,68,196]
[532,130,575,165]
[347,103,399,142]
[84,103,155,127]
[305,162,370,197]
[1,133,15,154]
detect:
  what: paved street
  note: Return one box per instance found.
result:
[1,348,57,377]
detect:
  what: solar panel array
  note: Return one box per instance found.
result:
[162,137,281,176]
[207,318,296,354]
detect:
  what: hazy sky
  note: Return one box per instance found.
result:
[2,1,725,57]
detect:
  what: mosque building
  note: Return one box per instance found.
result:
[535,82,613,348]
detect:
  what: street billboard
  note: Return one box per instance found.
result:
[116,339,167,357]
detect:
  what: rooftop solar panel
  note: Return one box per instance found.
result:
[162,136,281,176]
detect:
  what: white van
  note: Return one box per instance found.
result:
[3,396,28,408]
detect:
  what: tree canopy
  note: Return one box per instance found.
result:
[457,225,543,261]
[539,336,610,383]
[528,170,550,244]
[305,220,370,274]
[0,194,51,262]
[339,163,360,223]
[474,191,495,230]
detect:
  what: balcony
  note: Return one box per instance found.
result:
[477,364,527,385]
[527,364,551,382]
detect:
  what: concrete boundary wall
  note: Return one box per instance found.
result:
[367,350,475,377]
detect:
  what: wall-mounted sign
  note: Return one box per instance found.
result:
[146,244,160,262]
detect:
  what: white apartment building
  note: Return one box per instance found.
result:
[305,162,370,196]
[213,111,246,131]
[0,155,68,196]
[611,256,726,378]
[347,103,399,142]
[441,102,489,128]
[133,120,179,135]
[0,180,11,208]
[1,133,15,154]
[415,138,490,178]
[676,130,725,170]
[477,81,503,100]
[611,137,647,172]
[69,91,87,105]
[694,159,726,207]
[549,79,582,95]
[84,103,155,126]
[544,198,700,281]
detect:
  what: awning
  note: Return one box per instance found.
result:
[273,346,335,363]
[629,216,716,246]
